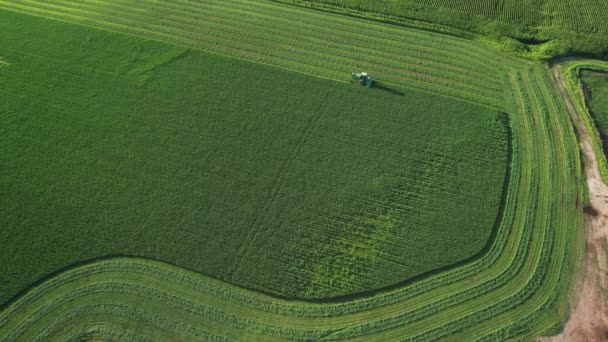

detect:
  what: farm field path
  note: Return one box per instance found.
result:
[550,65,608,342]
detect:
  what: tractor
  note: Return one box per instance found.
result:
[351,72,373,87]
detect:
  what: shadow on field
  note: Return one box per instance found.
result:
[372,81,405,96]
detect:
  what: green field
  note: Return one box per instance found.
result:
[278,0,608,33]
[581,71,608,149]
[1,10,508,302]
[275,0,608,59]
[0,0,590,340]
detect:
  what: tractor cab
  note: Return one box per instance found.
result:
[352,72,373,87]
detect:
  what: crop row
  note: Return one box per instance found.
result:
[0,0,511,109]
[381,0,608,32]
[274,0,608,60]
[436,65,583,340]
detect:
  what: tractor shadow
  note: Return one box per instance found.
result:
[372,82,405,96]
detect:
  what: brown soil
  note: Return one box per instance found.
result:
[543,65,608,342]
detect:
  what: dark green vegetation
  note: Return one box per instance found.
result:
[561,60,608,182]
[274,0,608,59]
[0,10,508,303]
[0,0,587,339]
[581,71,608,146]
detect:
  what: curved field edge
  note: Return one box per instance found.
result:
[557,60,608,183]
[0,66,585,340]
[0,0,514,303]
[0,7,510,301]
[0,1,585,340]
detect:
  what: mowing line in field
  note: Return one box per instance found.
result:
[0,1,585,340]
[0,0,508,109]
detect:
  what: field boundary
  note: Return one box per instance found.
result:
[549,60,608,342]
[554,59,608,183]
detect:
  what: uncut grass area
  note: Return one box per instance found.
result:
[581,70,608,156]
[0,11,509,303]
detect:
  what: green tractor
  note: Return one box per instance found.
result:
[352,72,373,87]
